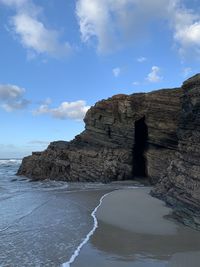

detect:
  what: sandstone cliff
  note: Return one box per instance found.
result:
[17,88,182,184]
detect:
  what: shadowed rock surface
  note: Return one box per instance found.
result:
[18,74,200,229]
[152,74,200,230]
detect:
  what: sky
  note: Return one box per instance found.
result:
[0,0,200,158]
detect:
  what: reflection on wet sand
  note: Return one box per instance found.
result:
[72,188,200,267]
[91,220,200,261]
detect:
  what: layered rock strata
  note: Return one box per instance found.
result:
[17,88,182,183]
[18,74,200,229]
[152,74,200,230]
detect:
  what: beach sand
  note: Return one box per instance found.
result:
[72,187,200,267]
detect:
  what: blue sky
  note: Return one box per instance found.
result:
[0,0,200,158]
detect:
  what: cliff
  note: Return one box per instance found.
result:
[17,74,200,229]
[152,74,200,230]
[17,88,182,183]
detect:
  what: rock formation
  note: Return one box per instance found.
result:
[17,88,182,183]
[152,74,200,230]
[17,74,200,229]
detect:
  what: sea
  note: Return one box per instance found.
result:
[1,159,200,267]
[0,159,136,267]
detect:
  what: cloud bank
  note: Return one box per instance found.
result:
[0,84,29,111]
[0,84,89,121]
[2,0,200,59]
[76,0,200,58]
[0,0,72,58]
[34,100,90,120]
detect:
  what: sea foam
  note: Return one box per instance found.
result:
[61,192,112,267]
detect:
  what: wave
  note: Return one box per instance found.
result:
[61,186,140,266]
[61,192,112,267]
[0,159,22,165]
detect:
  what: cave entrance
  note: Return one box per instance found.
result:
[132,116,148,177]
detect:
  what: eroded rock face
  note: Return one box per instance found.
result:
[17,74,200,229]
[17,88,182,183]
[152,74,200,230]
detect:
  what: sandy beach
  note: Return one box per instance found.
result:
[72,188,200,267]
[1,160,200,267]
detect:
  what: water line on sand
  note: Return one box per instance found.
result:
[61,191,113,267]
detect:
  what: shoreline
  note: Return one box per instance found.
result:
[62,187,172,267]
[61,191,114,267]
[71,187,200,267]
[62,185,143,267]
[0,166,117,267]
[2,166,200,267]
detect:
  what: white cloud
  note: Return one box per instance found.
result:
[34,100,90,121]
[1,0,72,58]
[174,22,200,57]
[3,0,200,58]
[0,84,24,100]
[168,1,200,58]
[146,66,162,83]
[11,13,72,57]
[112,67,121,77]
[137,57,147,63]
[0,84,29,111]
[2,99,29,112]
[76,0,169,53]
[174,21,200,47]
[76,0,200,58]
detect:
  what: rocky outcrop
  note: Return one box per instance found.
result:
[18,74,200,229]
[152,74,200,230]
[18,88,182,183]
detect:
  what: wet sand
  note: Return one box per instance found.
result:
[1,161,200,267]
[72,188,200,267]
[2,159,150,267]
[1,158,145,267]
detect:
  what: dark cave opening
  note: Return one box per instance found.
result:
[132,116,148,178]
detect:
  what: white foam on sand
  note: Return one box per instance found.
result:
[61,191,113,267]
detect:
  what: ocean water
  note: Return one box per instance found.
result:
[1,160,200,267]
[0,159,101,266]
[0,159,138,267]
